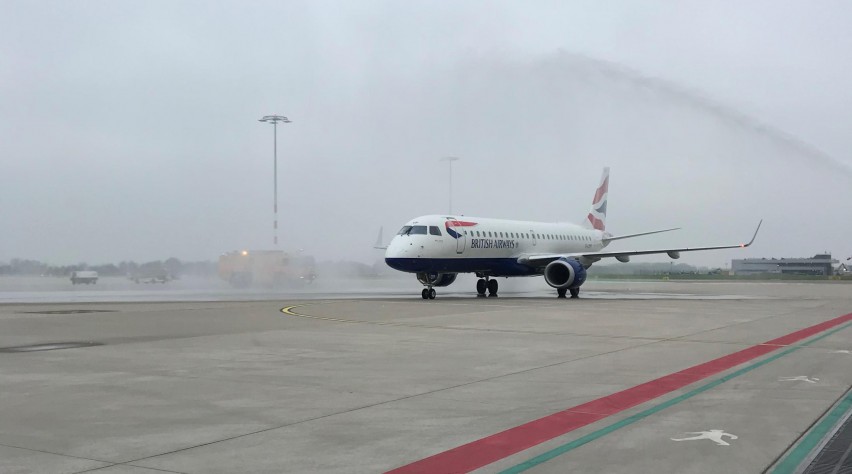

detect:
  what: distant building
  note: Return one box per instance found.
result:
[731,254,839,276]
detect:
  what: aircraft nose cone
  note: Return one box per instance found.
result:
[385,238,414,271]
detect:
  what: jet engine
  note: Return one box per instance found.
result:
[543,258,587,290]
[416,272,458,287]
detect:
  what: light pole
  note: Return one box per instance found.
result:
[258,114,291,246]
[440,156,460,214]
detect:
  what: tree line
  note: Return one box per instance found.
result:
[0,258,217,278]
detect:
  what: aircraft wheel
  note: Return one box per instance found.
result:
[428,288,436,299]
[422,288,429,299]
[557,288,567,298]
[570,288,580,299]
[476,279,487,297]
[487,279,499,297]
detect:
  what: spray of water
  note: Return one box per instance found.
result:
[553,52,852,178]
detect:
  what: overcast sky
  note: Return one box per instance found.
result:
[2,0,851,267]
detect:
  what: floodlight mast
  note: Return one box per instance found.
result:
[258,114,291,246]
[440,156,460,214]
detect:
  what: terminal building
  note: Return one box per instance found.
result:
[731,254,839,276]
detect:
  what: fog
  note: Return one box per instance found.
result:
[3,1,852,269]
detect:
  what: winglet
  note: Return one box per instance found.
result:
[374,226,388,250]
[741,220,763,248]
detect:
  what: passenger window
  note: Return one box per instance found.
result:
[429,226,442,236]
[488,231,493,237]
[410,225,427,235]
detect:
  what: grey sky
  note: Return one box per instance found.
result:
[2,0,851,267]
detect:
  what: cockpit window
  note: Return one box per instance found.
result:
[429,226,442,236]
[397,226,413,235]
[409,225,427,235]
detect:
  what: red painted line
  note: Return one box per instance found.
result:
[387,312,852,474]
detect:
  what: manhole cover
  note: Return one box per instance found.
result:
[18,310,116,315]
[0,342,103,353]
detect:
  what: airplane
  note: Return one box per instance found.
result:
[383,167,762,299]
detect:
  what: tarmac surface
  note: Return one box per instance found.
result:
[0,280,850,473]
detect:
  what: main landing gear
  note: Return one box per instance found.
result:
[476,277,499,297]
[557,288,581,299]
[421,288,436,300]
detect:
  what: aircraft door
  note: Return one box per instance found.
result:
[455,224,466,254]
[531,230,537,246]
[448,218,466,254]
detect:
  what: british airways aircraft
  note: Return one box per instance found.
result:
[384,168,762,299]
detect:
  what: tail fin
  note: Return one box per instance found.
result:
[373,226,387,250]
[585,167,609,231]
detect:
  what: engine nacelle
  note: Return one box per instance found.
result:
[416,272,458,287]
[543,258,587,290]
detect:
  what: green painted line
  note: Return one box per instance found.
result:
[770,388,852,474]
[500,322,852,474]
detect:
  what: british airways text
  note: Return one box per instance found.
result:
[470,239,518,249]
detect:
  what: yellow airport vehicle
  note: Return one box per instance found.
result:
[218,250,316,287]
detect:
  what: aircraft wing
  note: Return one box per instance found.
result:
[518,220,762,267]
[602,227,680,243]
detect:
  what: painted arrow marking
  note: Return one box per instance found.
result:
[779,376,819,383]
[671,430,738,446]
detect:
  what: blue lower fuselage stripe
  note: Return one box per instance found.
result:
[385,258,540,277]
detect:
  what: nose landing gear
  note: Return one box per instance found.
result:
[421,288,436,300]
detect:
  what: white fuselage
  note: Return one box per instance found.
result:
[384,215,606,276]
